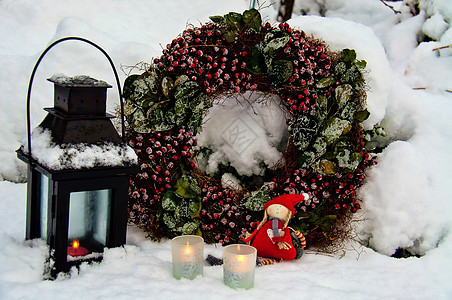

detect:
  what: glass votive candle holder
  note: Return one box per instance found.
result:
[171,235,204,280]
[223,244,257,289]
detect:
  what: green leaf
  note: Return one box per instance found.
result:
[341,49,357,63]
[209,15,225,23]
[225,12,244,31]
[269,60,293,87]
[355,109,370,123]
[242,8,262,32]
[316,76,335,89]
[175,178,195,199]
[246,46,266,74]
[298,151,316,168]
[174,175,200,199]
[224,30,239,43]
[313,159,337,175]
[162,190,179,211]
[356,59,367,68]
[123,74,139,99]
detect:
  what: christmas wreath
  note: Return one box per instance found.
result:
[123,9,376,249]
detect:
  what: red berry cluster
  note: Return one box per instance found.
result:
[276,23,333,86]
[281,88,319,118]
[154,23,257,95]
[274,153,374,214]
[197,182,251,245]
[127,129,196,227]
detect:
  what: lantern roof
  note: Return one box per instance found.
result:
[48,74,112,88]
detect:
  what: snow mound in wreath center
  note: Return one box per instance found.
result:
[196,91,288,177]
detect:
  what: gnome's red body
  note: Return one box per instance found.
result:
[243,194,308,261]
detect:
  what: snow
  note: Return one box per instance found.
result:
[21,127,137,171]
[197,92,288,177]
[1,0,452,299]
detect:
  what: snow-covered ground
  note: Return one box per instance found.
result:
[1,0,451,299]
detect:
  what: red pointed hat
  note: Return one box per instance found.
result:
[263,193,309,216]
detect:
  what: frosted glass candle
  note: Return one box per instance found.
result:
[223,244,257,289]
[171,235,204,280]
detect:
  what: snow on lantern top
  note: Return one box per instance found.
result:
[48,74,112,116]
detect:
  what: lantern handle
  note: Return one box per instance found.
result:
[26,36,126,165]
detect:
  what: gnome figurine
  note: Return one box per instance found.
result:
[243,194,309,261]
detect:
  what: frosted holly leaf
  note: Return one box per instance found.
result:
[264,35,290,58]
[124,100,137,117]
[312,137,327,157]
[335,62,347,75]
[321,117,351,145]
[162,77,174,97]
[147,108,175,131]
[340,101,357,122]
[188,198,202,218]
[243,187,271,211]
[144,69,160,94]
[174,80,198,100]
[269,60,293,87]
[131,78,150,102]
[289,116,317,151]
[175,98,189,117]
[336,149,362,172]
[163,212,177,229]
[175,199,192,219]
[335,84,353,112]
[162,190,179,211]
[132,109,153,133]
[180,221,199,234]
[188,112,203,133]
[299,150,316,168]
[189,179,202,196]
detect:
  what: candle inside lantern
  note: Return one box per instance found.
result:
[171,235,204,280]
[223,244,257,289]
[67,239,88,257]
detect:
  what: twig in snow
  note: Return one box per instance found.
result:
[379,0,402,14]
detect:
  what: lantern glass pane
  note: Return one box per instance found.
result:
[68,189,111,251]
[39,173,49,240]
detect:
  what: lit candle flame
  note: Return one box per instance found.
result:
[184,241,191,255]
[237,244,240,252]
[72,240,79,249]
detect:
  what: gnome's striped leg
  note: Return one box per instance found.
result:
[293,230,306,248]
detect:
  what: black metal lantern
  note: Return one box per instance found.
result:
[16,37,138,278]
